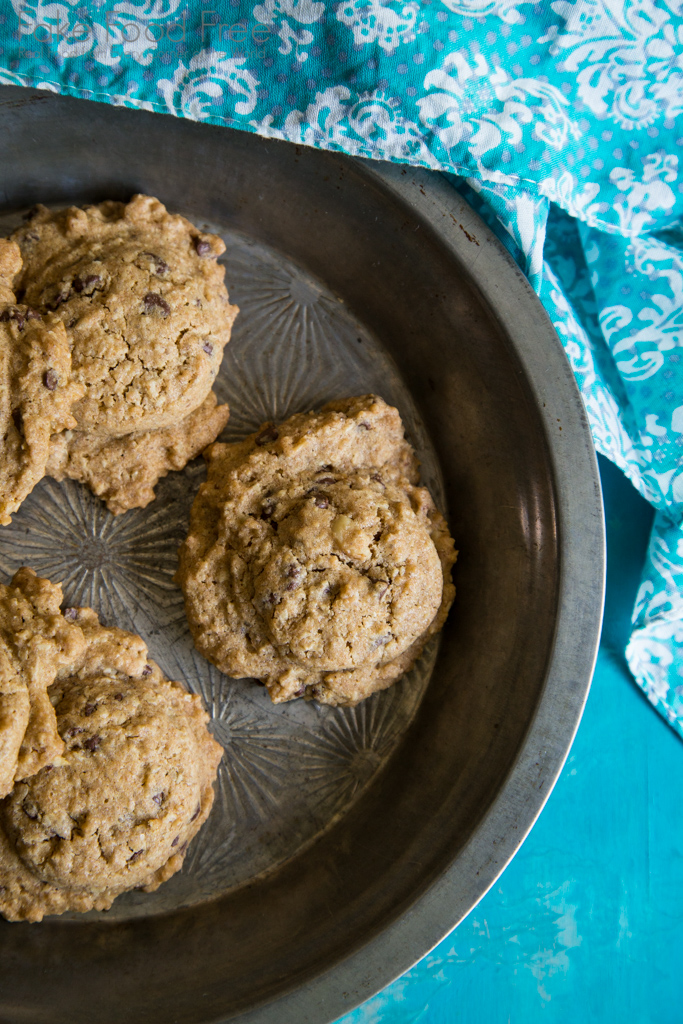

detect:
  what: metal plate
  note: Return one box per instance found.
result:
[0,87,604,1024]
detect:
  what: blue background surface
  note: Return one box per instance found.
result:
[339,454,681,1023]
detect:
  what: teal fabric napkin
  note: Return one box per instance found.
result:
[1,1,683,737]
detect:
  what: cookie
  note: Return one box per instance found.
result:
[0,577,223,922]
[0,240,83,525]
[11,194,238,438]
[176,395,456,707]
[0,569,86,798]
[47,390,230,515]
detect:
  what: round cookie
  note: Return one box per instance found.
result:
[0,590,223,922]
[11,194,238,437]
[176,395,457,707]
[0,239,83,525]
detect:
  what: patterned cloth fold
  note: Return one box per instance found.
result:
[1,0,683,737]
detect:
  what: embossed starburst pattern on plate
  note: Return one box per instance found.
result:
[0,222,447,920]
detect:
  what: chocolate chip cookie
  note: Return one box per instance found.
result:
[12,195,237,437]
[176,395,456,707]
[0,240,83,524]
[0,571,223,922]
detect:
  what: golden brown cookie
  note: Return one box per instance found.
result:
[0,240,84,525]
[176,395,457,707]
[12,195,237,438]
[46,391,230,515]
[0,569,86,798]
[0,576,223,922]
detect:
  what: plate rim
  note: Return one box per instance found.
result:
[231,161,605,1024]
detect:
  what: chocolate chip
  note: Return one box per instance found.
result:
[22,800,38,820]
[358,422,371,430]
[47,284,70,310]
[139,251,169,275]
[263,592,279,607]
[285,565,301,591]
[255,425,279,446]
[43,368,59,391]
[152,793,164,806]
[26,308,41,321]
[202,341,213,355]
[43,765,53,773]
[0,307,25,329]
[171,835,179,847]
[374,531,382,542]
[113,692,124,701]
[83,703,97,716]
[294,686,306,697]
[190,804,201,822]
[72,274,103,296]
[84,734,101,752]
[371,473,383,484]
[63,607,78,621]
[65,726,83,738]
[142,292,171,317]
[313,495,329,509]
[316,476,336,485]
[193,238,212,257]
[128,849,144,863]
[141,664,152,677]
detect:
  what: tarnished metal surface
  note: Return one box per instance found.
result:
[0,86,604,1024]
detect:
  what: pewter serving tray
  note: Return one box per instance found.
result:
[0,219,444,913]
[0,87,604,1024]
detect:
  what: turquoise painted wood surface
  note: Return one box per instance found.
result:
[340,455,681,1023]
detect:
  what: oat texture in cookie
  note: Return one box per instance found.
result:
[0,568,85,800]
[176,395,457,707]
[46,391,230,515]
[11,195,238,437]
[0,576,223,923]
[0,239,83,525]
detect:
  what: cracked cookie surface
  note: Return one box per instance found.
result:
[0,239,83,525]
[176,395,456,707]
[11,194,237,438]
[0,573,223,922]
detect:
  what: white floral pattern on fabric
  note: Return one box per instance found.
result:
[546,0,683,129]
[159,51,259,120]
[253,0,324,62]
[254,86,441,166]
[336,1,419,54]
[438,0,533,23]
[2,1,683,738]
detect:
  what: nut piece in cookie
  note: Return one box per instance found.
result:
[12,195,237,437]
[0,239,84,525]
[0,578,223,923]
[176,395,457,707]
